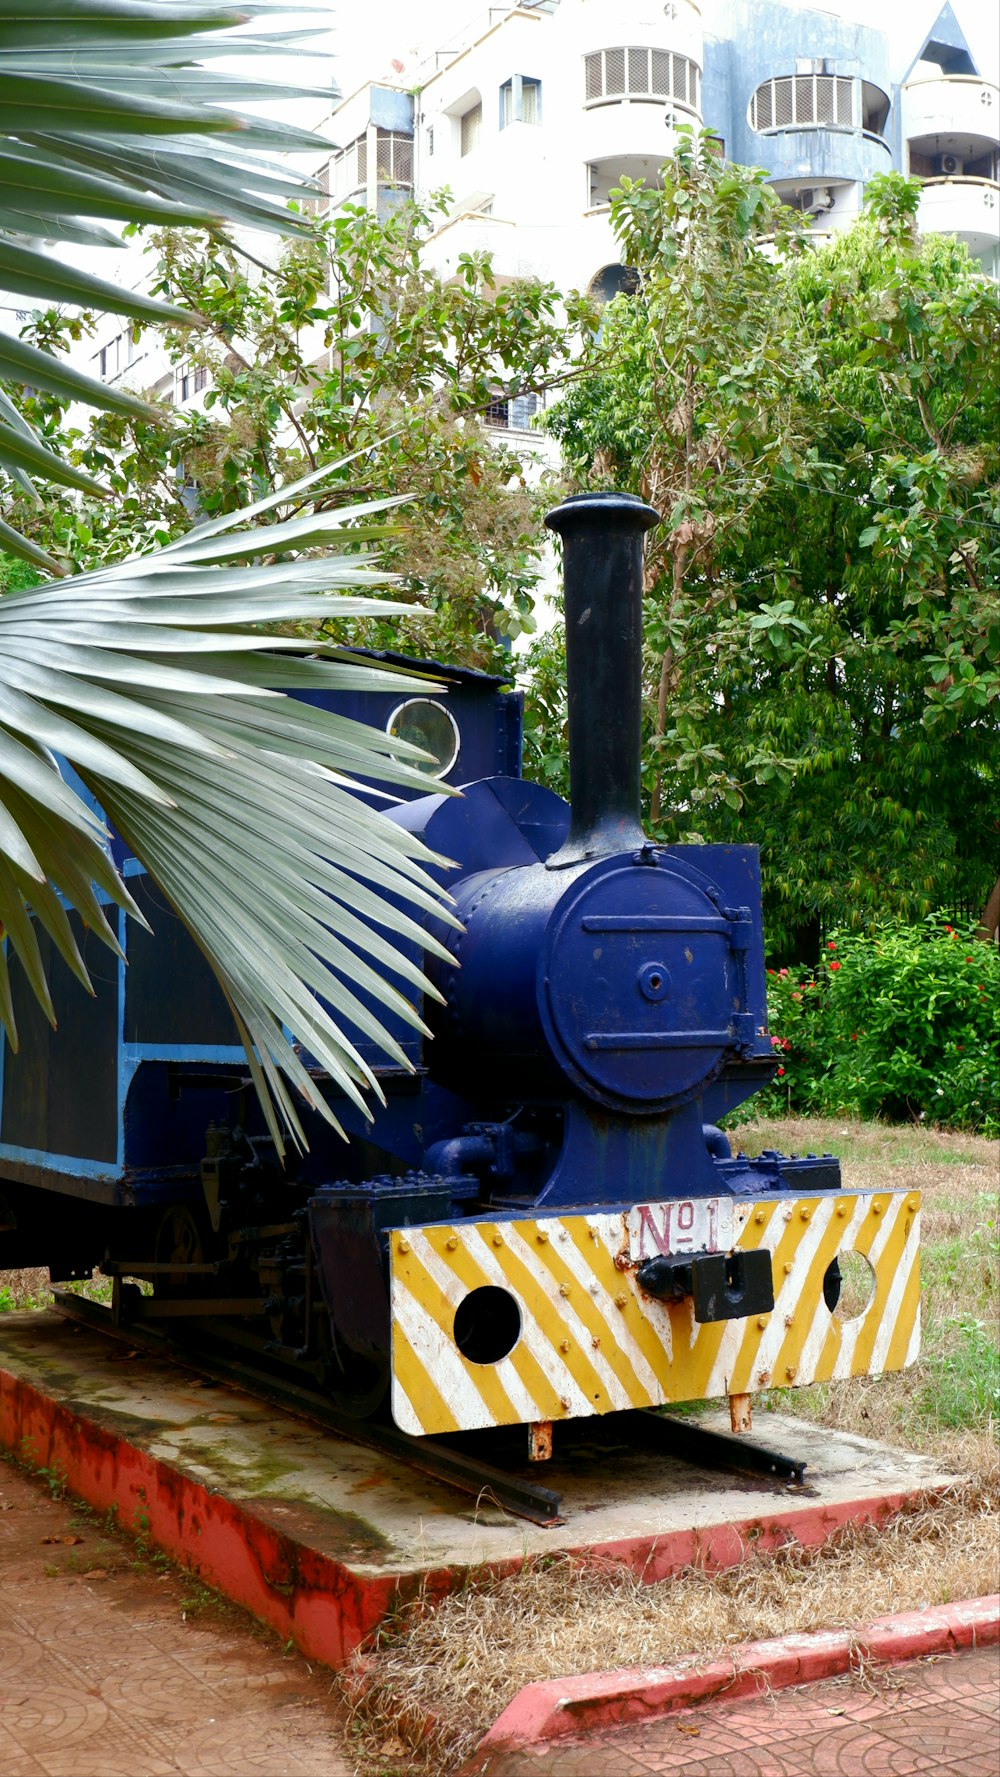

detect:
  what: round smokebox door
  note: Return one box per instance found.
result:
[540,862,737,1110]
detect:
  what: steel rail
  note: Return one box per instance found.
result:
[50,1288,566,1527]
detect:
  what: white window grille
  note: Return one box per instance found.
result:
[500,76,541,127]
[461,102,482,157]
[376,130,413,185]
[584,47,700,111]
[749,74,859,132]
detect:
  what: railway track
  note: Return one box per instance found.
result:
[52,1288,806,1526]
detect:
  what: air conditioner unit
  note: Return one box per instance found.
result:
[799,186,834,213]
[938,153,961,176]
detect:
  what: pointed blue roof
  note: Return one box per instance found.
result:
[900,4,980,83]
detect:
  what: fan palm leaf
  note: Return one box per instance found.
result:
[0,6,463,1154]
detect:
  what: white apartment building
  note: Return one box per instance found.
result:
[78,1,999,419]
[316,0,998,292]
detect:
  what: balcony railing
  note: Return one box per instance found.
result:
[584,46,701,116]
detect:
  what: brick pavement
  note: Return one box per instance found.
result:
[476,1647,1000,1775]
[0,1457,356,1776]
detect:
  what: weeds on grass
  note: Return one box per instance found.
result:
[918,1317,1000,1428]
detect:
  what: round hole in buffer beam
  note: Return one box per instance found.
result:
[823,1249,877,1321]
[453,1285,522,1365]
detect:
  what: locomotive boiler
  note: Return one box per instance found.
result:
[0,493,921,1451]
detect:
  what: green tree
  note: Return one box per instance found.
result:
[540,147,1000,952]
[12,195,596,671]
[0,1,462,1152]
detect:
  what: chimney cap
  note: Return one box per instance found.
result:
[545,490,659,536]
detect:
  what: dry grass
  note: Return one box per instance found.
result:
[344,1118,1000,1776]
[346,1476,1000,1775]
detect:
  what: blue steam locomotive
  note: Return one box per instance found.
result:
[0,494,920,1447]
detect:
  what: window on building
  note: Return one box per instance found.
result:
[178,369,191,403]
[587,263,641,305]
[460,101,482,157]
[376,129,413,185]
[500,75,541,127]
[193,365,208,393]
[584,47,700,112]
[484,390,539,431]
[749,74,872,134]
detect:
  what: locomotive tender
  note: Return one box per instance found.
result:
[0,494,920,1449]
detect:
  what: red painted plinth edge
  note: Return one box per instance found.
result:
[475,1595,1000,1758]
[0,1365,444,1669]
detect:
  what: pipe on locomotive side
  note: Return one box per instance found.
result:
[544,491,659,867]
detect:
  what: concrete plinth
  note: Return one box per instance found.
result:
[0,1312,961,1670]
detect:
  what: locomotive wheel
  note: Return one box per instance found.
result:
[325,1347,389,1420]
[153,1204,207,1297]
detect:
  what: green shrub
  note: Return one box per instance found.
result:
[739,914,999,1133]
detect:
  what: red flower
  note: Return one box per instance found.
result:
[829,960,842,971]
[782,1038,792,1050]
[850,1032,858,1041]
[791,991,802,1001]
[826,940,837,950]
[776,1066,785,1076]
[944,925,953,934]
[966,955,974,963]
[767,968,775,976]
[778,968,788,978]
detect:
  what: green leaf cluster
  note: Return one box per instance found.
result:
[11,193,598,669]
[539,144,999,947]
[750,917,1000,1133]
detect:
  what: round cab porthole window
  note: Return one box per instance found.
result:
[386,698,460,779]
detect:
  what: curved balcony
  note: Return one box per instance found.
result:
[917,176,1000,263]
[756,126,891,187]
[583,94,695,168]
[903,76,999,162]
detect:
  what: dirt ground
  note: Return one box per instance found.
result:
[0,1456,359,1777]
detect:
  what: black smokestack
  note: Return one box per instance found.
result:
[544,491,659,867]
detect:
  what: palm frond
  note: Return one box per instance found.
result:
[0,466,459,1155]
[0,8,465,1157]
[0,0,332,567]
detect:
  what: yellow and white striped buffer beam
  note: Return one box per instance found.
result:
[388,1190,921,1437]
